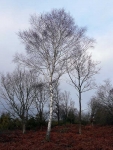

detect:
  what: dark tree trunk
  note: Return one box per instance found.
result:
[22,122,26,134]
[57,107,60,125]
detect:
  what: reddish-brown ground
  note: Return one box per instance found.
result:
[0,125,113,150]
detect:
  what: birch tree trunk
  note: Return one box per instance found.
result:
[46,83,54,141]
[78,91,82,134]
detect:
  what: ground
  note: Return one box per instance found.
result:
[0,125,113,150]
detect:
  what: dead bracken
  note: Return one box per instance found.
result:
[0,125,113,150]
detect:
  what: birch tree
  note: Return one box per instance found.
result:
[14,9,89,140]
[67,45,100,134]
[0,67,37,133]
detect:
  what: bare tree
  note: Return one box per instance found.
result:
[53,87,77,124]
[93,79,113,116]
[88,96,101,126]
[61,91,71,121]
[33,81,49,127]
[0,67,37,133]
[53,83,63,125]
[88,80,113,125]
[14,9,89,140]
[67,45,100,134]
[60,91,75,123]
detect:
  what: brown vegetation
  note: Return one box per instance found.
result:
[0,125,113,150]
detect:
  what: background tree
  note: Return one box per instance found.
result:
[33,81,49,128]
[88,79,113,125]
[66,42,100,134]
[88,96,100,125]
[0,67,37,133]
[96,79,113,115]
[52,82,63,125]
[60,91,76,124]
[0,112,11,130]
[14,9,88,140]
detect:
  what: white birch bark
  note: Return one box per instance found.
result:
[46,83,54,141]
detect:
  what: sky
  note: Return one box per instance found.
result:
[0,0,113,112]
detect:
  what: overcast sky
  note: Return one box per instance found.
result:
[0,0,113,111]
